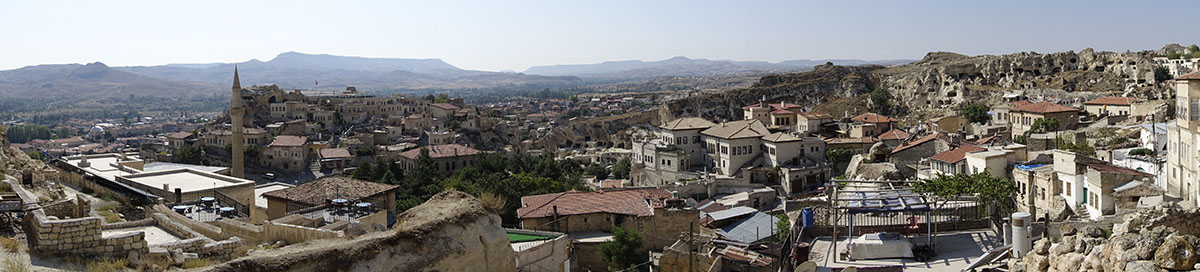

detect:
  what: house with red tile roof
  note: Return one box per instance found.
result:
[848,113,899,137]
[516,188,701,270]
[743,101,802,127]
[1014,150,1155,221]
[1082,96,1138,117]
[397,144,480,174]
[928,145,986,176]
[1007,101,1079,136]
[890,132,952,167]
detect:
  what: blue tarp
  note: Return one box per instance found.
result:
[1015,164,1045,171]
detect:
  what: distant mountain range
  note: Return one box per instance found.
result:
[523,56,913,79]
[0,62,216,98]
[117,52,583,91]
[0,52,912,98]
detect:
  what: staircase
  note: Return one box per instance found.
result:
[1075,203,1091,220]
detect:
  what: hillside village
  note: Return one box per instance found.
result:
[0,45,1198,272]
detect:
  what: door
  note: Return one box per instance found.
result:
[1082,187,1088,204]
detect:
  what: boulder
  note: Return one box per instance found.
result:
[1080,225,1105,238]
[1052,253,1086,272]
[1023,254,1050,272]
[1061,225,1078,236]
[1034,238,1051,255]
[1053,235,1077,256]
[1126,260,1165,272]
[1049,196,1074,221]
[1153,236,1197,270]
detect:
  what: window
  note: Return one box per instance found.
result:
[1191,98,1199,120]
[693,136,700,143]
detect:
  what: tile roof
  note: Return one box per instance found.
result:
[929,145,986,163]
[1082,96,1137,106]
[1008,100,1033,108]
[892,133,941,153]
[208,127,268,136]
[770,109,795,115]
[823,136,878,144]
[878,129,910,140]
[261,176,399,206]
[398,144,480,160]
[1011,101,1078,114]
[798,112,833,119]
[431,103,461,110]
[851,113,899,123]
[742,102,801,110]
[700,120,770,139]
[318,148,352,159]
[1177,71,1200,80]
[517,188,673,218]
[167,131,194,139]
[269,135,307,147]
[1076,156,1153,176]
[659,117,716,130]
[762,132,802,142]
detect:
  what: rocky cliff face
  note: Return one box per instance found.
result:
[878,49,1166,118]
[1015,204,1200,272]
[207,191,516,272]
[0,126,57,184]
[661,63,880,122]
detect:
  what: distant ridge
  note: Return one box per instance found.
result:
[523,56,912,79]
[0,62,216,98]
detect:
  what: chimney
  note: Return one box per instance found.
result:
[78,155,90,167]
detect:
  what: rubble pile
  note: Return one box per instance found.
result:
[1015,204,1200,272]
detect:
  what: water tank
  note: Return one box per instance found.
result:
[1012,212,1032,257]
[801,208,815,228]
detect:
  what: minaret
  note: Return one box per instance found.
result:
[230,66,246,178]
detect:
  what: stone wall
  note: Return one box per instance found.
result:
[263,221,344,244]
[25,208,148,258]
[509,229,570,272]
[208,191,517,272]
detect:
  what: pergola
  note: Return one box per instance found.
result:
[830,179,935,256]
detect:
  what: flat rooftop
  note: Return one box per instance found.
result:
[808,229,999,272]
[102,226,182,247]
[121,168,252,193]
[141,162,227,173]
[63,154,142,181]
[255,183,295,208]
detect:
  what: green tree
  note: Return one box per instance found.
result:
[600,226,648,271]
[775,214,791,242]
[826,148,857,164]
[244,145,261,162]
[352,161,377,181]
[1129,148,1155,156]
[1029,118,1060,134]
[26,151,43,160]
[961,103,990,124]
[870,88,892,115]
[1054,135,1096,157]
[174,146,201,164]
[914,172,1017,213]
[397,148,442,211]
[448,120,462,131]
[1155,66,1173,83]
[585,163,610,180]
[611,158,631,179]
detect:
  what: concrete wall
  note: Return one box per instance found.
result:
[509,229,570,272]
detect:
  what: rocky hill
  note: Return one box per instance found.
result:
[1014,204,1200,272]
[523,56,910,80]
[117,52,583,90]
[0,62,218,98]
[877,48,1167,119]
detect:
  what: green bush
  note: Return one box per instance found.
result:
[1129,148,1155,156]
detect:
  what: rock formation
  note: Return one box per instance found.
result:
[207,191,516,272]
[1015,203,1200,272]
[0,125,57,184]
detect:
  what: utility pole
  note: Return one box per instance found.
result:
[689,221,695,272]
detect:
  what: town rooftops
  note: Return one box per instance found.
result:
[269,135,307,147]
[431,103,461,111]
[762,132,803,143]
[700,120,770,139]
[851,113,899,123]
[261,176,399,206]
[659,117,716,131]
[878,129,910,141]
[798,112,833,119]
[1075,156,1152,176]
[824,136,878,144]
[1083,96,1138,106]
[1011,101,1078,114]
[770,109,795,115]
[517,188,673,218]
[167,131,194,139]
[892,133,941,153]
[48,136,86,145]
[119,168,252,193]
[318,148,353,159]
[929,145,987,163]
[208,127,268,135]
[1177,71,1200,80]
[398,144,480,160]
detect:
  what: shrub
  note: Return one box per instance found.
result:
[0,236,20,252]
[1129,148,1155,156]
[2,258,25,272]
[84,258,129,272]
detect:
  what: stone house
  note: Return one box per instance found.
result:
[701,119,771,177]
[849,113,899,137]
[761,132,830,195]
[265,135,307,172]
[202,127,269,149]
[167,131,196,151]
[1018,150,1154,221]
[397,144,480,175]
[878,128,910,148]
[516,188,699,271]
[260,176,398,221]
[890,133,952,167]
[1167,72,1200,206]
[1082,96,1137,117]
[796,112,834,134]
[1007,101,1079,136]
[926,145,986,177]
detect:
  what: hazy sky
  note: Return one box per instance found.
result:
[2,0,1198,72]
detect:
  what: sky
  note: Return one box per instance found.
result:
[1,0,1198,72]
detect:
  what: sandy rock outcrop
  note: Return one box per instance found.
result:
[207,191,516,272]
[1018,203,1200,272]
[0,125,57,184]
